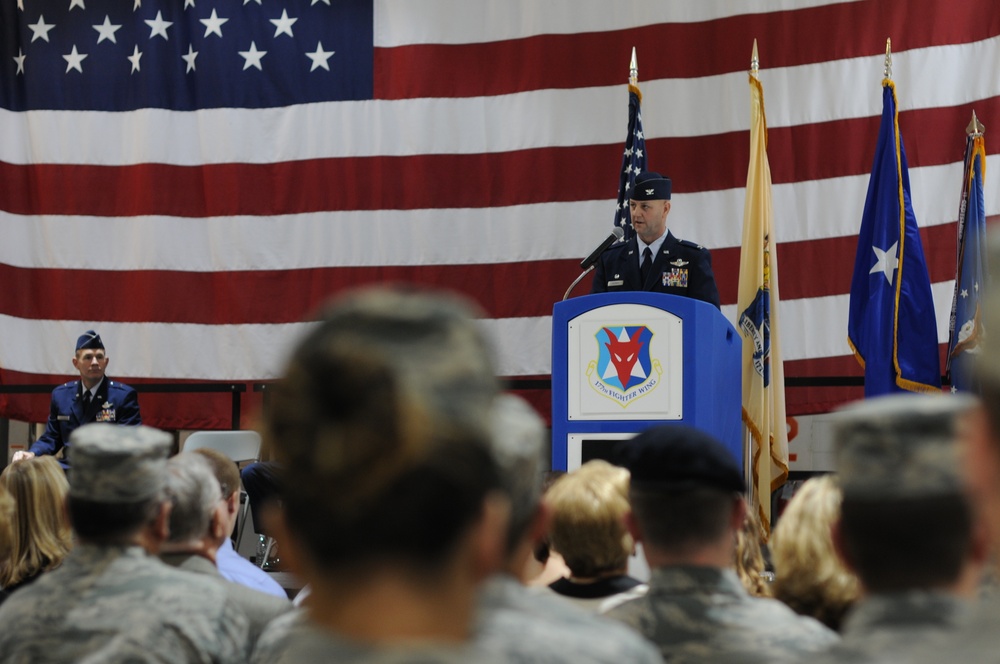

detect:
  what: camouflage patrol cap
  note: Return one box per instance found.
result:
[615,424,745,492]
[977,228,1000,384]
[833,393,974,501]
[68,423,172,503]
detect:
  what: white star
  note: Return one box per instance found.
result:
[238,41,266,70]
[93,15,122,44]
[134,0,141,9]
[270,9,297,38]
[624,147,633,157]
[17,0,24,9]
[128,44,142,73]
[961,289,969,298]
[306,41,334,71]
[951,385,958,394]
[69,0,85,9]
[184,0,195,7]
[28,15,55,42]
[13,49,26,75]
[869,241,899,287]
[636,130,644,140]
[311,0,331,4]
[636,148,644,158]
[182,44,198,72]
[63,45,87,73]
[145,11,172,40]
[200,9,228,38]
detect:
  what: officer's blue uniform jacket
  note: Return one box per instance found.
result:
[30,377,141,465]
[591,231,721,309]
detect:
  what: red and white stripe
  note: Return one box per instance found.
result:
[3,0,999,426]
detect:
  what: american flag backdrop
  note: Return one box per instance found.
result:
[1,0,999,431]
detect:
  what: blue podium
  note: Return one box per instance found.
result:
[551,292,741,470]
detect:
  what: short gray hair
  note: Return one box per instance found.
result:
[488,394,546,552]
[165,453,222,544]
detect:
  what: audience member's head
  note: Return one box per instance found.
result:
[0,483,14,564]
[192,448,242,539]
[616,425,745,566]
[771,475,858,630]
[65,423,172,549]
[164,453,225,549]
[262,287,507,642]
[832,393,983,597]
[965,252,1000,564]
[0,456,72,588]
[486,393,547,565]
[546,460,632,579]
[735,508,772,598]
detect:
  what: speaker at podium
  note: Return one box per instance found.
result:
[552,292,741,471]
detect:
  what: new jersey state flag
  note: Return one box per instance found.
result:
[738,69,787,536]
[848,81,940,396]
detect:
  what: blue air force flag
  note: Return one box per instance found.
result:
[947,134,989,392]
[847,81,940,396]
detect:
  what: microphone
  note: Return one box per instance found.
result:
[580,226,625,270]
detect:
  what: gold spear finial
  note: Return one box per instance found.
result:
[883,38,892,79]
[967,110,986,137]
[751,39,759,78]
[629,47,638,87]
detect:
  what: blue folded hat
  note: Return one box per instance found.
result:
[631,171,672,201]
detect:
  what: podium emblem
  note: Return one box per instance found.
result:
[587,325,662,407]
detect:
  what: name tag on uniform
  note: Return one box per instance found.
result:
[57,415,70,421]
[608,280,624,287]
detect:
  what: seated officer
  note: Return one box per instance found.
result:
[14,330,141,466]
[607,425,837,663]
[591,171,721,308]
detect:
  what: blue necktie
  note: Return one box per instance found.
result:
[640,246,653,284]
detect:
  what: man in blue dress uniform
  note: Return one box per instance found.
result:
[592,171,721,309]
[13,330,141,466]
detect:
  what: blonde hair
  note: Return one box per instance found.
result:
[546,460,632,578]
[735,509,772,597]
[0,483,14,562]
[0,456,73,587]
[770,475,860,630]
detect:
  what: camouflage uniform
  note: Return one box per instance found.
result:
[0,544,250,663]
[474,573,663,663]
[252,609,502,663]
[606,565,838,664]
[813,591,970,664]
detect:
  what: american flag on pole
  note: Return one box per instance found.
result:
[614,72,647,243]
[1,0,998,430]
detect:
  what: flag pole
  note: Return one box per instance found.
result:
[629,46,638,87]
[883,38,892,80]
[744,39,759,517]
